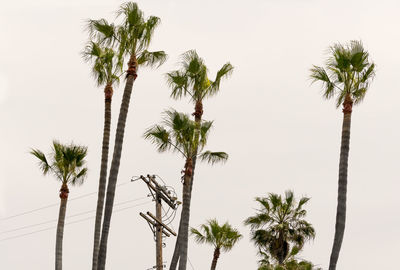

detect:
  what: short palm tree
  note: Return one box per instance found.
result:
[244,191,315,266]
[310,40,375,270]
[82,41,122,270]
[31,141,88,270]
[87,3,167,269]
[166,50,233,270]
[144,109,228,270]
[190,219,242,270]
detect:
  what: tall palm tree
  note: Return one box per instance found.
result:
[244,191,315,266]
[31,141,88,270]
[144,109,228,270]
[190,219,242,270]
[166,50,233,269]
[88,3,167,269]
[82,42,122,270]
[310,40,375,270]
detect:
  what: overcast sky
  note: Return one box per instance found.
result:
[1,0,399,269]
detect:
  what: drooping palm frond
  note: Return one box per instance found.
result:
[137,50,167,68]
[143,125,171,153]
[208,62,234,97]
[198,151,228,165]
[86,19,117,47]
[30,149,51,175]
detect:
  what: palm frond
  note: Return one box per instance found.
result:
[137,50,167,68]
[30,149,51,175]
[143,125,171,153]
[198,151,228,165]
[209,62,234,96]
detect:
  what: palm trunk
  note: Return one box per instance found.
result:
[55,184,69,270]
[92,84,113,270]
[210,247,220,270]
[176,159,193,270]
[329,96,353,270]
[170,102,202,270]
[97,56,137,270]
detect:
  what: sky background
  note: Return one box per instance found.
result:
[1,0,399,269]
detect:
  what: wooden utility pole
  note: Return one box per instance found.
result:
[137,175,178,270]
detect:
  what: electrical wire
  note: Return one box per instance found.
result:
[1,179,134,221]
[0,200,152,242]
[0,196,148,235]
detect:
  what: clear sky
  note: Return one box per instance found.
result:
[1,0,399,269]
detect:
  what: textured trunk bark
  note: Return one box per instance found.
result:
[92,85,113,270]
[177,173,191,270]
[97,56,137,270]
[170,103,203,270]
[55,184,69,270]
[329,97,353,270]
[210,247,220,270]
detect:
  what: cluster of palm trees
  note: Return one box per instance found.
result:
[29,2,376,270]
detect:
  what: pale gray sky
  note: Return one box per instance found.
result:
[1,0,399,269]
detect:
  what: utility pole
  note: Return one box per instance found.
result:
[135,175,178,270]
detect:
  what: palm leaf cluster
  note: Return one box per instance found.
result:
[310,40,375,107]
[144,109,228,166]
[245,191,315,265]
[31,141,88,186]
[166,50,233,103]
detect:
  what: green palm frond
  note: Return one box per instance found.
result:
[198,151,228,165]
[208,62,234,96]
[166,70,189,99]
[86,19,117,46]
[143,125,171,153]
[137,50,167,68]
[30,149,51,175]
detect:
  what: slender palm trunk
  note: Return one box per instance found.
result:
[329,96,353,270]
[170,102,203,270]
[176,159,193,270]
[55,184,69,270]
[92,84,113,270]
[97,56,137,270]
[210,247,220,270]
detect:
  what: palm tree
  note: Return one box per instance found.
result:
[244,191,315,266]
[257,248,322,270]
[166,50,233,269]
[310,40,375,270]
[190,219,242,270]
[144,109,228,270]
[31,141,88,270]
[87,3,167,269]
[82,42,122,270]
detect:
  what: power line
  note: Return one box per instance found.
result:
[0,196,148,235]
[0,200,152,242]
[0,179,133,221]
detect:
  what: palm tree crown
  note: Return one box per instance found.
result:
[191,219,242,252]
[31,141,88,187]
[82,41,122,88]
[144,109,228,166]
[244,191,315,265]
[87,2,167,73]
[310,40,375,108]
[166,50,233,109]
